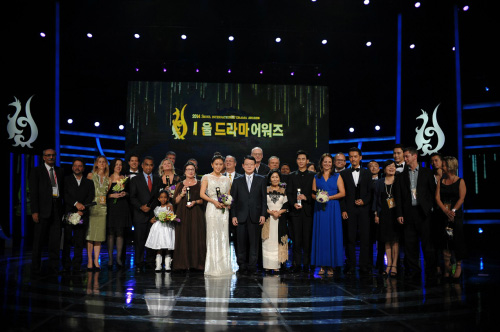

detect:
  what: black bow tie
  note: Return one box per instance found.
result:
[353,168,360,172]
[396,164,404,168]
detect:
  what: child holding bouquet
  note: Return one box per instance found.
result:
[145,190,179,272]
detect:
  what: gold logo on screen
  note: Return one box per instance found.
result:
[172,104,188,140]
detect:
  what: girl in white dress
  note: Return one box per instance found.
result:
[145,190,176,272]
[200,155,233,276]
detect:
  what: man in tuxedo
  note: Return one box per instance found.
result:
[127,154,141,178]
[395,147,437,281]
[340,147,373,275]
[129,156,162,272]
[393,144,406,173]
[286,150,316,273]
[224,155,243,252]
[251,147,270,175]
[230,155,267,275]
[62,158,95,273]
[29,148,65,274]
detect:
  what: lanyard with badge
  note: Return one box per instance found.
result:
[386,183,395,209]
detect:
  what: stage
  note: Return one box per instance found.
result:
[1,244,497,331]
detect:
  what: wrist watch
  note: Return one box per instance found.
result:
[451,209,456,212]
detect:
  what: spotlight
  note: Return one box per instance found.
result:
[275,37,281,43]
[478,227,483,234]
[463,5,469,11]
[119,125,124,130]
[364,0,370,5]
[452,46,456,51]
[40,32,46,38]
[259,70,264,74]
[366,41,372,47]
[485,87,489,92]
[349,127,354,133]
[196,68,199,73]
[163,68,167,73]
[181,34,187,40]
[228,35,234,41]
[375,125,380,131]
[410,44,415,49]
[135,67,139,72]
[321,39,328,45]
[134,33,140,39]
[317,73,321,77]
[415,2,421,8]
[94,122,100,127]
[87,33,93,38]
[228,69,231,74]
[67,119,73,124]
[290,72,294,76]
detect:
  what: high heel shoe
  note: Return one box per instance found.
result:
[390,266,397,278]
[382,266,390,277]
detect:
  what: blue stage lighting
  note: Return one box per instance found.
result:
[478,227,483,234]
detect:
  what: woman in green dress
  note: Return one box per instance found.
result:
[86,156,110,271]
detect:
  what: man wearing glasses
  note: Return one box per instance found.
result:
[29,149,65,275]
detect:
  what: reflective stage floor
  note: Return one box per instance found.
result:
[1,244,498,331]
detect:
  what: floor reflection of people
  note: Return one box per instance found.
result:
[205,275,233,332]
[261,275,289,330]
[384,277,399,308]
[144,273,175,317]
[85,271,104,330]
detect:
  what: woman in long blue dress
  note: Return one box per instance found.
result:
[311,153,346,276]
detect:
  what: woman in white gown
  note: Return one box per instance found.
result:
[200,155,234,276]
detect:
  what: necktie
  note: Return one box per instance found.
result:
[353,168,360,172]
[247,175,252,192]
[49,167,56,187]
[148,175,152,192]
[396,164,403,168]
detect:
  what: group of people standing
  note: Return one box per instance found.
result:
[29,145,466,282]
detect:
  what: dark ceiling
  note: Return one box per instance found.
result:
[6,0,498,139]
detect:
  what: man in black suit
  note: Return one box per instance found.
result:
[29,148,65,274]
[340,147,373,275]
[129,156,162,272]
[230,155,267,274]
[395,147,437,281]
[286,150,316,273]
[62,158,95,273]
[251,147,270,176]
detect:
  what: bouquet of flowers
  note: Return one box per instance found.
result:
[217,193,233,213]
[156,209,181,224]
[111,176,129,203]
[168,184,176,197]
[64,212,83,225]
[279,182,287,189]
[316,189,329,211]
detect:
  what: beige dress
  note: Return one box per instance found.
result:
[87,174,109,242]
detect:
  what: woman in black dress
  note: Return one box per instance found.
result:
[107,158,130,268]
[435,156,466,281]
[172,162,206,271]
[372,160,401,277]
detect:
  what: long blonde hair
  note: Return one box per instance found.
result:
[92,155,109,176]
[158,158,175,177]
